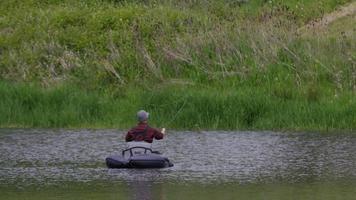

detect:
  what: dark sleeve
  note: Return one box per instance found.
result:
[153,128,164,140]
[125,130,134,142]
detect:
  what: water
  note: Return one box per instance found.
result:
[1,129,356,199]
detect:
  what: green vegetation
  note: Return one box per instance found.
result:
[1,81,355,130]
[0,0,355,131]
[2,181,356,200]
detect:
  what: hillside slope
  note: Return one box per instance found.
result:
[0,0,355,130]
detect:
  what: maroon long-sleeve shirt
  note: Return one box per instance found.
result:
[125,122,164,143]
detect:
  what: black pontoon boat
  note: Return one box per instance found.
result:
[106,147,173,169]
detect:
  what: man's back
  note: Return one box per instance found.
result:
[125,122,164,143]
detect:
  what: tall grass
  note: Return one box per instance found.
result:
[0,81,157,128]
[0,81,355,131]
[141,86,356,131]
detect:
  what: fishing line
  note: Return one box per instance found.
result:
[165,97,188,127]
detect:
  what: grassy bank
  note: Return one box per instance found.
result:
[1,81,355,131]
[0,0,355,131]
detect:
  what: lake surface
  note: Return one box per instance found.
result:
[1,129,356,199]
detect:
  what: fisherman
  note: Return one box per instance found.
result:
[125,110,166,150]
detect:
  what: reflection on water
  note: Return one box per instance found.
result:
[127,181,157,200]
[1,129,356,186]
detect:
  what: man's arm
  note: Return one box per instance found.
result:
[153,128,164,140]
[125,130,134,142]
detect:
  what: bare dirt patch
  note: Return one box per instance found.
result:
[299,2,356,33]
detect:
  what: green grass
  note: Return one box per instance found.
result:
[2,181,356,200]
[0,0,355,130]
[0,81,355,131]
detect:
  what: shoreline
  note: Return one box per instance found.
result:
[0,82,355,132]
[0,127,354,134]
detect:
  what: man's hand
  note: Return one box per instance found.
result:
[161,128,166,134]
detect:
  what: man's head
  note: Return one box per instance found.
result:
[137,110,149,122]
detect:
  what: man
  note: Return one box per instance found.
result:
[125,110,166,149]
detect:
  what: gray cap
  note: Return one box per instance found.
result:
[137,110,149,122]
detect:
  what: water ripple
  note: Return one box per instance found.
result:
[1,129,356,186]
